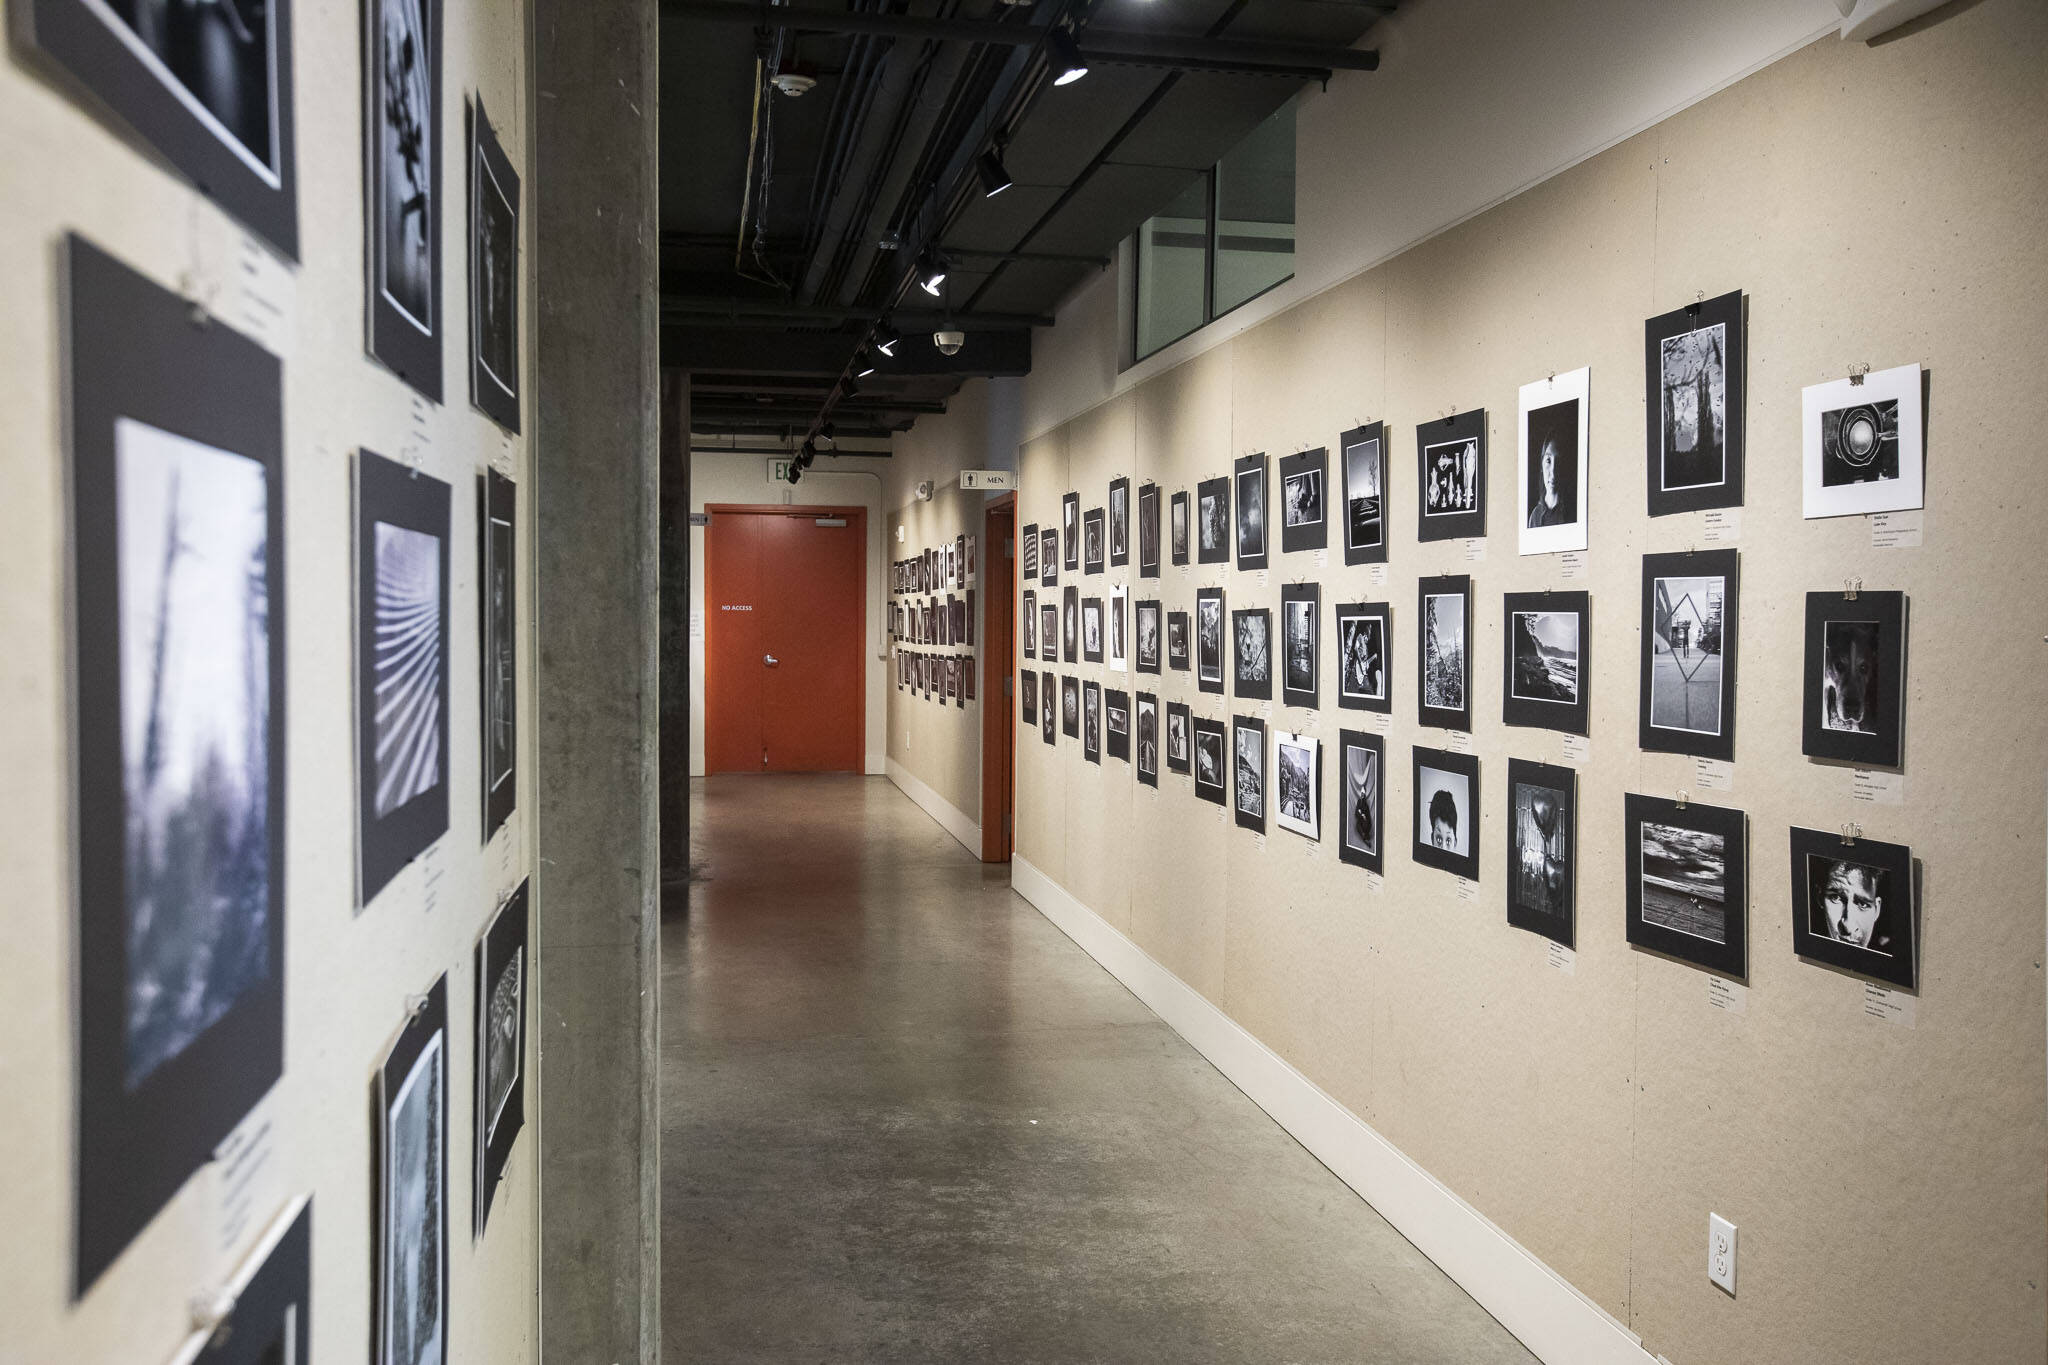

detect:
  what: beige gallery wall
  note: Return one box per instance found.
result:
[0,0,541,1360]
[1017,7,2048,1363]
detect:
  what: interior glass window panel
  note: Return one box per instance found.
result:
[1135,171,1211,360]
[1212,102,1295,316]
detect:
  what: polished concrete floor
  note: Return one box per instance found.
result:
[664,774,1538,1364]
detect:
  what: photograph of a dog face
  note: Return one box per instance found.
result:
[1167,611,1190,672]
[1280,583,1318,709]
[1416,409,1486,542]
[1084,508,1106,575]
[1624,793,1746,976]
[1273,730,1319,841]
[1234,454,1269,570]
[1640,550,1738,760]
[1139,483,1160,577]
[1109,478,1130,567]
[1136,693,1158,783]
[1411,746,1479,880]
[1341,424,1387,565]
[1518,367,1589,556]
[1337,731,1384,872]
[1197,477,1230,564]
[1417,575,1471,731]
[1196,589,1225,693]
[1233,716,1266,832]
[1278,447,1328,554]
[1801,364,1924,519]
[1171,491,1190,565]
[1233,608,1273,701]
[1789,827,1915,988]
[1193,718,1227,804]
[1507,759,1574,946]
[1166,702,1192,774]
[1106,688,1130,762]
[1136,599,1161,674]
[1503,590,1589,736]
[1336,603,1390,713]
[1646,292,1744,515]
[1801,590,1905,767]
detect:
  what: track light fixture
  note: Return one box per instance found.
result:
[1047,27,1087,85]
[843,373,861,398]
[975,148,1012,198]
[855,348,877,378]
[916,252,947,296]
[872,323,900,357]
[785,461,803,486]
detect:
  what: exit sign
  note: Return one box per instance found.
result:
[960,469,1014,490]
[767,458,793,484]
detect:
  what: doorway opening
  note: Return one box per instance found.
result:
[980,496,1016,861]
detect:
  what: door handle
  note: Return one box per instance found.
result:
[764,654,779,667]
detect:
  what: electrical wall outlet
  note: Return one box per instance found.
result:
[1708,1212,1737,1294]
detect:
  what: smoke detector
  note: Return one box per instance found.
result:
[771,72,816,96]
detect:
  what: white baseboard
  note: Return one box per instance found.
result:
[886,758,981,858]
[1010,855,1656,1365]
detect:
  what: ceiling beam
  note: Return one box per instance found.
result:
[662,297,1055,328]
[663,325,1031,376]
[663,2,1381,75]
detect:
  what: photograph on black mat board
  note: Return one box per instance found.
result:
[1193,718,1227,803]
[1171,490,1190,565]
[1341,423,1387,564]
[1417,410,1485,542]
[1278,447,1327,554]
[1084,507,1105,574]
[1337,731,1384,872]
[1281,582,1318,709]
[1235,453,1268,570]
[1506,759,1575,946]
[1136,693,1158,783]
[1503,590,1589,736]
[1139,483,1160,576]
[1166,701,1191,774]
[1106,688,1130,761]
[1042,672,1056,743]
[1639,550,1738,760]
[1109,477,1130,566]
[1197,476,1230,564]
[1136,599,1161,673]
[1336,602,1390,712]
[1645,292,1744,515]
[1063,493,1080,569]
[1233,607,1273,701]
[1788,826,1915,989]
[1624,793,1747,977]
[1411,746,1479,880]
[1167,611,1190,671]
[1233,716,1266,832]
[1196,588,1225,693]
[1418,575,1470,731]
[1084,681,1101,762]
[1273,729,1319,841]
[1801,589,1906,768]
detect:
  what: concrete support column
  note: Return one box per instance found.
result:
[659,370,690,899]
[533,0,661,1358]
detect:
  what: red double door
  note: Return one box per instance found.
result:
[704,505,867,774]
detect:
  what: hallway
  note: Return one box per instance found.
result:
[663,775,1539,1363]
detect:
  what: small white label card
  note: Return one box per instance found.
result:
[233,233,296,355]
[1456,877,1479,903]
[419,841,444,914]
[1368,564,1388,588]
[1253,833,1267,851]
[1701,507,1743,543]
[1547,942,1576,975]
[1561,733,1590,766]
[1863,983,1917,1027]
[1367,711,1391,734]
[1851,769,1905,804]
[1179,563,1190,579]
[1365,871,1385,896]
[1256,570,1270,589]
[1707,976,1747,1013]
[213,1096,280,1258]
[1693,757,1734,791]
[1314,549,1328,569]
[1258,700,1273,719]
[1871,510,1923,549]
[1463,537,1487,563]
[1303,838,1318,860]
[1217,805,1227,824]
[1444,729,1473,754]
[1558,551,1586,580]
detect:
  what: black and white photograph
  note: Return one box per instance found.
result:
[479,469,517,838]
[1022,589,1037,659]
[1138,482,1161,577]
[1232,607,1273,701]
[1801,364,1925,519]
[1063,492,1080,570]
[1340,423,1388,565]
[1196,588,1225,694]
[1234,452,1269,570]
[196,1198,311,1364]
[1041,526,1058,587]
[1170,489,1190,565]
[1136,599,1162,674]
[966,534,976,582]
[956,535,966,587]
[1281,582,1318,710]
[1021,668,1038,724]
[1335,601,1391,714]
[1624,793,1747,977]
[1278,447,1328,554]
[67,237,286,1293]
[1506,759,1575,946]
[1106,688,1131,762]
[379,976,448,1365]
[1273,730,1319,841]
[474,881,527,1233]
[1084,680,1102,763]
[367,0,445,401]
[1042,671,1056,744]
[1502,590,1589,736]
[1167,611,1190,672]
[1084,506,1106,575]
[1789,827,1916,989]
[1022,523,1038,580]
[1082,595,1104,664]
[1336,731,1384,873]
[21,0,300,258]
[1646,292,1744,516]
[1416,409,1486,542]
[1518,368,1589,556]
[358,451,452,905]
[1136,693,1159,783]
[468,98,520,432]
[1062,585,1079,663]
[1109,477,1130,567]
[1042,602,1060,665]
[1411,746,1480,880]
[1640,550,1739,761]
[1418,574,1472,732]
[1193,717,1228,804]
[1233,715,1267,832]
[1166,701,1192,775]
[1197,476,1230,564]
[1108,585,1128,673]
[1062,676,1080,739]
[1801,589,1906,768]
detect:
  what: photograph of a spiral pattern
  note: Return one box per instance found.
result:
[374,522,444,816]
